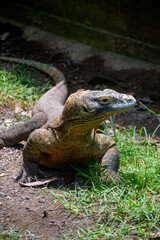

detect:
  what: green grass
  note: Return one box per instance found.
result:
[0,63,53,105]
[0,224,42,240]
[47,125,160,239]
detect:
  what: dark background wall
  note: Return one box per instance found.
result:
[0,0,160,63]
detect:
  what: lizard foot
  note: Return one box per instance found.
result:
[14,164,40,184]
[101,169,121,184]
[14,163,60,187]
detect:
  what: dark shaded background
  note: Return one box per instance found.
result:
[0,0,160,63]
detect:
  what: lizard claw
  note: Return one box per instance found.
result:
[14,164,61,187]
[14,165,35,183]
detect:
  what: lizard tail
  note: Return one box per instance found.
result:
[0,56,65,84]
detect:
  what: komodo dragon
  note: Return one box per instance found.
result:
[0,56,136,185]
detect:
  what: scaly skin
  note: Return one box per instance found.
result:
[0,56,68,147]
[0,56,136,184]
[17,88,136,184]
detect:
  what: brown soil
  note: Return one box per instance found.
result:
[0,22,160,239]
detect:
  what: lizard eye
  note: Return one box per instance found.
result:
[98,97,114,104]
[100,98,109,104]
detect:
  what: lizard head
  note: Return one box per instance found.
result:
[60,88,136,133]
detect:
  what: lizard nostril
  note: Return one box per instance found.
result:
[82,105,89,113]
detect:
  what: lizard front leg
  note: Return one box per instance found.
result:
[96,134,120,183]
[100,144,120,183]
[15,128,56,183]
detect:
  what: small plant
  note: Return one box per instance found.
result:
[140,101,160,122]
[0,224,42,240]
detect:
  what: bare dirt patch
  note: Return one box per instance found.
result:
[0,22,160,239]
[0,145,96,239]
